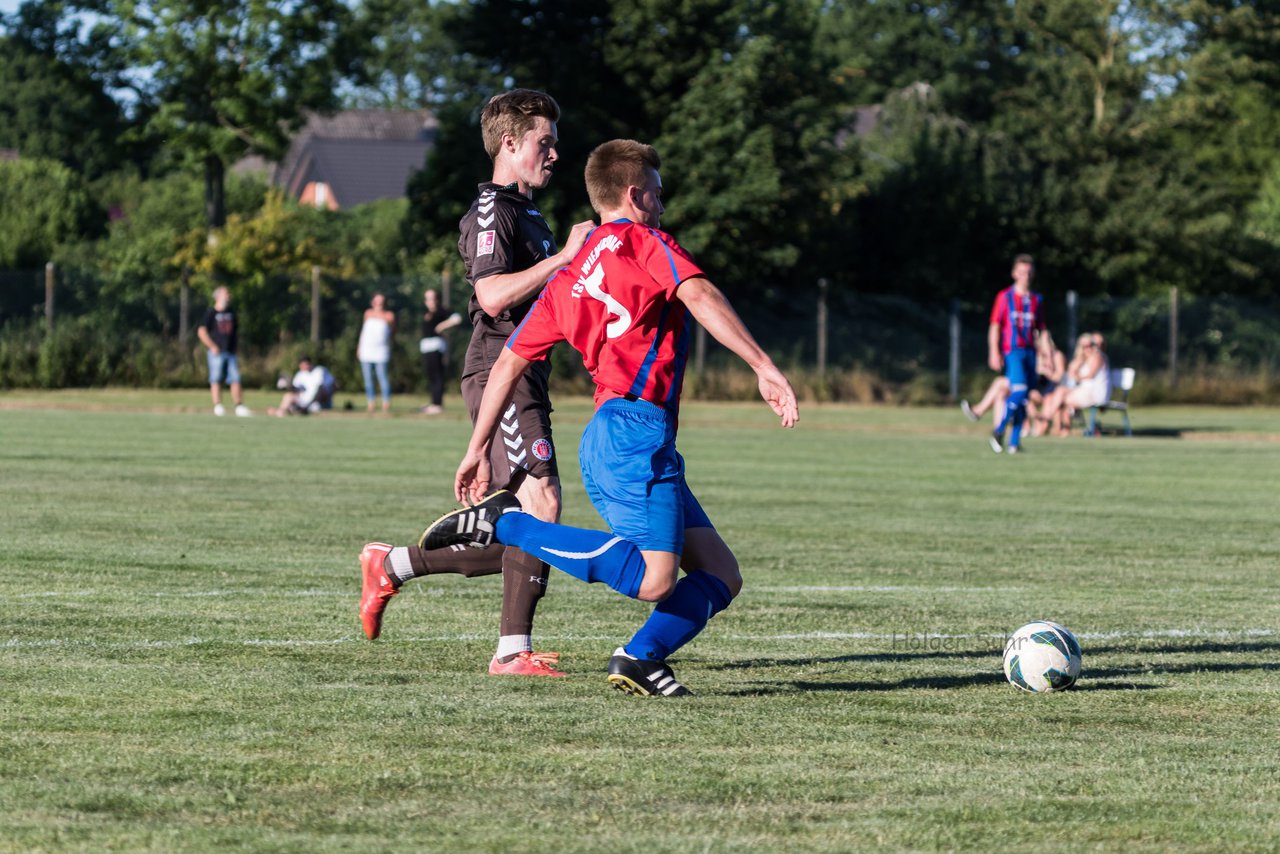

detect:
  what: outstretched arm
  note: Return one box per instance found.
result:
[455,346,533,503]
[679,277,798,428]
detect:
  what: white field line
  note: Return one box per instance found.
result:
[2,627,1275,652]
[9,582,1267,600]
[0,584,1134,600]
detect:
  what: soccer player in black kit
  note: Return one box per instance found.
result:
[359,89,592,676]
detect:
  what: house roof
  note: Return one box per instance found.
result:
[273,109,437,208]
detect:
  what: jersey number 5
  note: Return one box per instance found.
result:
[577,264,632,339]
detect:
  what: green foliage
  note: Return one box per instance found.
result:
[0,157,99,268]
[86,0,354,227]
[0,316,205,389]
[342,0,463,110]
[180,191,354,349]
[659,5,859,290]
[8,0,1280,365]
[0,34,131,178]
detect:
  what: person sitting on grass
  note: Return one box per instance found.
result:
[267,357,335,417]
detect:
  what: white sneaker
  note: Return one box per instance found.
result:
[235,405,252,417]
[213,404,226,417]
[960,400,978,422]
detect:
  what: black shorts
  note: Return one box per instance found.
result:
[461,369,558,488]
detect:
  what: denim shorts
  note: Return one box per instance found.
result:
[207,352,241,385]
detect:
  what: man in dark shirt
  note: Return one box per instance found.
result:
[418,288,462,415]
[197,286,250,417]
[359,89,592,677]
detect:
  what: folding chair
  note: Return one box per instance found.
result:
[1085,367,1135,437]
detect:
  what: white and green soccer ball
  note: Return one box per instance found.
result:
[1002,621,1083,693]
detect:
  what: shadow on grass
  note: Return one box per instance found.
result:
[1086,639,1280,657]
[719,670,1005,696]
[705,648,999,671]
[712,639,1279,695]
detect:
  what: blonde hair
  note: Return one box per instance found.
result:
[584,139,661,214]
[480,89,561,161]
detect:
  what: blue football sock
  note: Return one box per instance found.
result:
[495,512,646,599]
[1009,408,1027,447]
[994,401,1014,436]
[625,571,733,662]
[1006,383,1029,447]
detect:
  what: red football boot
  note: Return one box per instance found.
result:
[488,651,567,677]
[358,542,397,640]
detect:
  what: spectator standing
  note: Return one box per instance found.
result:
[418,288,462,415]
[357,293,396,413]
[197,286,250,417]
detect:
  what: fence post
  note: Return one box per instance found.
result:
[179,267,190,345]
[44,262,54,332]
[816,278,829,379]
[1065,289,1077,349]
[311,265,321,345]
[441,269,452,309]
[1169,285,1179,387]
[948,298,961,401]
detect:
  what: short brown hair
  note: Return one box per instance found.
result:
[584,139,661,213]
[1013,253,1035,267]
[480,89,561,161]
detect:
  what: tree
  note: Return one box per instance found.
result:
[341,0,462,110]
[815,0,1023,126]
[175,191,353,348]
[0,0,138,180]
[657,4,859,293]
[80,0,353,229]
[0,157,99,268]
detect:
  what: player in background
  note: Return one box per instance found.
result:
[359,89,593,677]
[421,139,799,696]
[986,253,1046,454]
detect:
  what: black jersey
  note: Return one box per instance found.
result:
[457,182,557,384]
[200,307,238,353]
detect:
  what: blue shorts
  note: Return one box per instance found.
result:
[1004,348,1036,394]
[207,352,241,385]
[578,398,714,554]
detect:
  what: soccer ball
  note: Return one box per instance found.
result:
[1002,621,1082,692]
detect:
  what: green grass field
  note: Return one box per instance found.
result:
[3,391,1279,852]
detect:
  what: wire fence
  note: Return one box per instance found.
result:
[2,265,1279,398]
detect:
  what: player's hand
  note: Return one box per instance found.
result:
[988,352,1003,372]
[756,365,799,428]
[559,220,595,262]
[454,448,493,504]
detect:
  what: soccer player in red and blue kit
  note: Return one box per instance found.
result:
[421,139,799,696]
[986,254,1046,454]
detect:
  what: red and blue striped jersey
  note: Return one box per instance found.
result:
[506,219,705,412]
[990,287,1046,353]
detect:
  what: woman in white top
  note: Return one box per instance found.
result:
[1039,332,1109,436]
[357,293,396,412]
[1065,332,1111,410]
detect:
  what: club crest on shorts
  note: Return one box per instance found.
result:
[532,438,553,461]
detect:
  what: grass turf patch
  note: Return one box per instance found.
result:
[2,395,1279,851]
